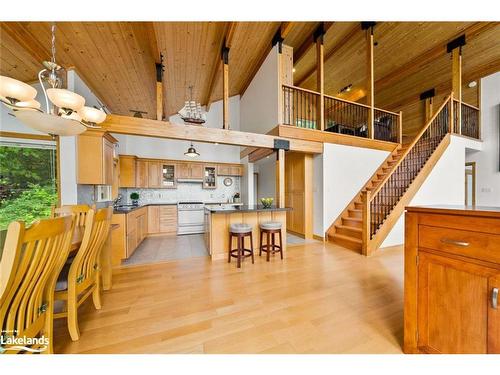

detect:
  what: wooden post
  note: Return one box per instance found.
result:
[398,111,403,144]
[222,46,230,129]
[361,190,371,256]
[477,79,482,140]
[424,98,433,123]
[366,28,375,139]
[449,92,454,134]
[315,25,325,131]
[452,47,462,134]
[155,62,164,121]
[276,149,285,208]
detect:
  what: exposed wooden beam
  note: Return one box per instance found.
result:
[102,114,323,154]
[316,29,325,131]
[240,22,295,97]
[205,22,238,108]
[248,148,275,163]
[276,149,285,208]
[375,22,495,93]
[296,23,359,87]
[452,47,463,133]
[222,46,230,129]
[366,26,375,139]
[293,22,334,65]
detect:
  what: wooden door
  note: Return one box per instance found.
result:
[136,160,148,188]
[148,161,161,188]
[103,138,114,185]
[190,163,204,179]
[147,206,160,233]
[417,251,497,353]
[177,163,190,179]
[488,275,500,353]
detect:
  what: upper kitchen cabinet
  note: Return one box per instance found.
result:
[217,164,244,176]
[119,155,137,188]
[203,165,217,189]
[177,162,203,180]
[147,161,160,188]
[160,162,177,188]
[136,159,149,188]
[77,130,118,185]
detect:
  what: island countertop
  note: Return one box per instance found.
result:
[205,205,292,214]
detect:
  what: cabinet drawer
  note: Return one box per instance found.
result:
[419,225,500,264]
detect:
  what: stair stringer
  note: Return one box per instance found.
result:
[366,134,452,253]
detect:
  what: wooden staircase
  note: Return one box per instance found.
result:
[327,145,407,251]
[327,94,455,255]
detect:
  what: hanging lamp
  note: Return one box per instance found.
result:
[0,23,107,136]
[184,142,200,158]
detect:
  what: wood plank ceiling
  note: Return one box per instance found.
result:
[0,21,315,120]
[1,21,498,136]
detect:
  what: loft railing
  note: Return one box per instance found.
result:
[282,84,320,129]
[324,94,369,138]
[453,99,480,139]
[362,95,452,248]
[282,84,402,143]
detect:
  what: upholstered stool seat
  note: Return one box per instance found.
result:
[228,223,254,268]
[259,221,282,230]
[259,222,283,261]
[230,223,252,234]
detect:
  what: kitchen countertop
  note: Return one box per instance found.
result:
[113,202,244,214]
[205,205,292,214]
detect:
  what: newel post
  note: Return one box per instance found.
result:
[398,111,403,144]
[361,190,371,256]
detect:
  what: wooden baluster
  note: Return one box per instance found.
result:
[398,111,403,144]
[362,190,371,256]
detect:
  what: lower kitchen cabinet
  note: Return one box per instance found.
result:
[404,206,500,354]
[111,206,148,264]
[147,205,160,233]
[159,206,177,234]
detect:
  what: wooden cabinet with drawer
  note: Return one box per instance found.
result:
[159,205,177,234]
[404,206,500,354]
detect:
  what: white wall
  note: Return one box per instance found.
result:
[319,143,390,236]
[466,71,500,206]
[382,135,482,247]
[113,95,241,163]
[240,46,279,135]
[255,156,276,201]
[240,156,255,206]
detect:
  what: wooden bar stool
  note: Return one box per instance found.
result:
[228,223,254,268]
[259,222,283,261]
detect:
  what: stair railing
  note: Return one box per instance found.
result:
[361,94,453,255]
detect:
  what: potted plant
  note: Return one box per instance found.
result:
[130,192,140,206]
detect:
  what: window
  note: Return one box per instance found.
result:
[0,135,59,240]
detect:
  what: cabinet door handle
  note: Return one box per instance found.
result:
[493,288,499,309]
[440,238,470,247]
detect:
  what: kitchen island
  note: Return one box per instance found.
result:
[204,205,292,261]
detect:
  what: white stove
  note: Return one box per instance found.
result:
[177,201,205,235]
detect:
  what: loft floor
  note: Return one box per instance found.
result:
[53,242,404,354]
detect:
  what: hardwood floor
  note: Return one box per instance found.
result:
[53,242,404,354]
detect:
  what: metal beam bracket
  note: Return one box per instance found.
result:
[361,22,376,33]
[155,53,165,82]
[273,139,290,151]
[447,35,466,53]
[420,88,436,101]
[221,46,230,65]
[272,29,284,53]
[313,23,326,43]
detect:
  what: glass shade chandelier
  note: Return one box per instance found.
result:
[0,23,107,136]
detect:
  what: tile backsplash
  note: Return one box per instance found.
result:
[119,176,241,204]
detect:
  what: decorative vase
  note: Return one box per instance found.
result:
[261,198,273,208]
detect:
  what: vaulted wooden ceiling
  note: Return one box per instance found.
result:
[1,21,499,136]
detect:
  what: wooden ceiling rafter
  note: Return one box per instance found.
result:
[295,23,360,87]
[205,22,238,109]
[293,22,334,65]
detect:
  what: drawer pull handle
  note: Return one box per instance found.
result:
[440,238,469,247]
[493,288,499,309]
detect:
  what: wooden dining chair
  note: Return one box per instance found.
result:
[0,215,75,354]
[54,206,112,341]
[51,204,95,228]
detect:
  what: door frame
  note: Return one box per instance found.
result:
[465,161,476,206]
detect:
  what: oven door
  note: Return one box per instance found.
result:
[177,209,205,234]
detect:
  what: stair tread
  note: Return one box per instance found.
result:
[335,225,362,232]
[331,233,362,244]
[343,217,362,222]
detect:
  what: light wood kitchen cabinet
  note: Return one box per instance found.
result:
[160,162,176,188]
[119,155,137,187]
[136,159,149,188]
[177,162,203,180]
[147,161,161,188]
[404,206,500,354]
[203,165,217,189]
[159,206,177,234]
[77,130,118,185]
[217,164,243,176]
[147,205,160,233]
[111,206,148,260]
